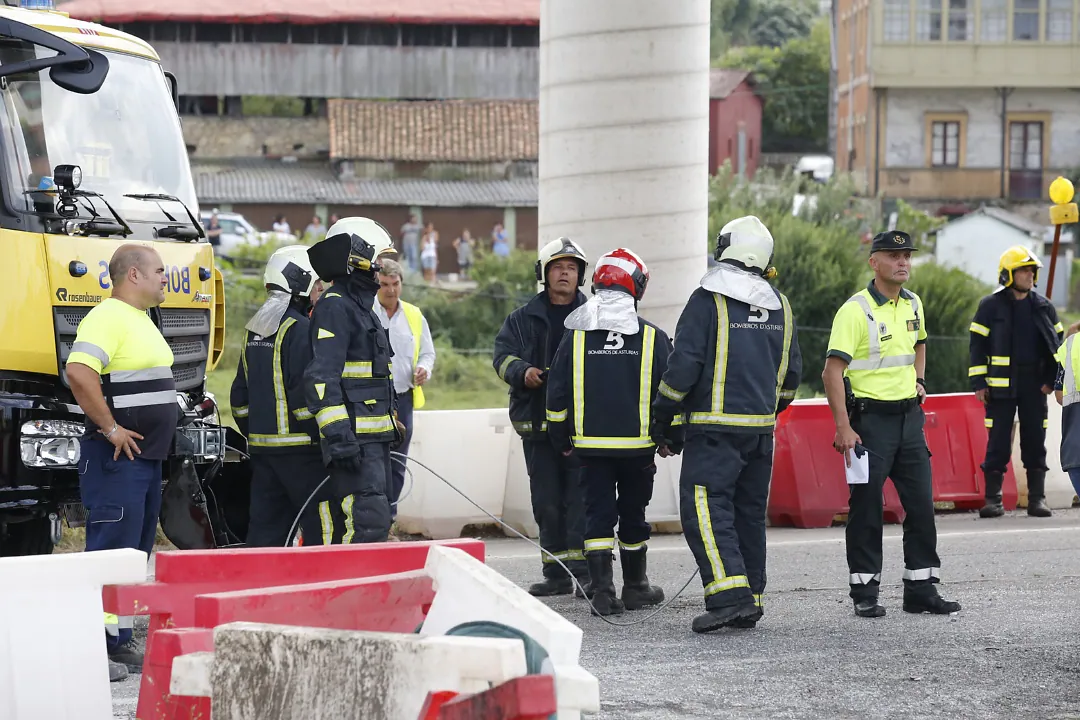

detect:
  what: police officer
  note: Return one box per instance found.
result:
[652,216,802,633]
[493,237,589,596]
[823,230,961,618]
[230,246,323,546]
[969,246,1063,518]
[545,248,669,616]
[304,217,403,544]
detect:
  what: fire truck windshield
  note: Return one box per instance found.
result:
[0,38,197,225]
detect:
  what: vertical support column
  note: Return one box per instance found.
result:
[538,0,710,334]
[503,207,518,249]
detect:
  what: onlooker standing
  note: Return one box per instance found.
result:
[454,228,476,279]
[303,215,326,243]
[421,222,439,283]
[374,259,436,513]
[272,214,291,236]
[491,222,510,258]
[206,209,223,248]
[66,244,175,681]
[400,214,423,272]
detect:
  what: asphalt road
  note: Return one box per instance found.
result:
[112,510,1080,719]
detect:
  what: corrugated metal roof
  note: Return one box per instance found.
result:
[61,0,540,25]
[192,160,538,207]
[329,99,538,162]
[709,69,754,99]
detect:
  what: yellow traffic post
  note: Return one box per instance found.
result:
[1046,176,1078,300]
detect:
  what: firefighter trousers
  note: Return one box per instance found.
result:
[522,437,586,579]
[317,443,393,545]
[679,431,771,611]
[579,454,655,555]
[247,453,327,547]
[847,405,941,602]
[983,369,1049,474]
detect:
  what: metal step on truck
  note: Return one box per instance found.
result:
[0,0,251,555]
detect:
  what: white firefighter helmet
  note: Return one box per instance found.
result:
[535,237,588,287]
[264,244,316,297]
[326,216,397,259]
[715,215,775,276]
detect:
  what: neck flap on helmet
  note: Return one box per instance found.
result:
[699,263,781,310]
[563,289,640,335]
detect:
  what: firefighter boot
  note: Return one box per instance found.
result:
[979,470,1005,518]
[528,564,573,597]
[569,558,592,599]
[692,602,759,634]
[1026,469,1053,517]
[586,552,624,616]
[619,546,664,611]
[903,587,961,615]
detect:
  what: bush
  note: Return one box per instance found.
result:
[906,262,992,394]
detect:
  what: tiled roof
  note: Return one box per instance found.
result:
[710,69,754,99]
[191,160,538,207]
[62,0,540,25]
[329,99,539,162]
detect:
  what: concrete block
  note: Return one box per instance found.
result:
[0,548,147,720]
[420,545,600,717]
[209,622,527,720]
[171,651,214,698]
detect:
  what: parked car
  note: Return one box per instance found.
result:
[199,209,258,260]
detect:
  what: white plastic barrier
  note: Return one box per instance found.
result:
[395,408,512,539]
[184,622,529,720]
[0,548,147,720]
[420,544,601,719]
[401,407,684,539]
[1011,398,1078,509]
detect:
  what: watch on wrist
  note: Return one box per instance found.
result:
[103,423,118,438]
[916,378,926,390]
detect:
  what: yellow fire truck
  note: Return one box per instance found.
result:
[0,0,248,554]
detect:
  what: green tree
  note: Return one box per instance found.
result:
[750,0,819,48]
[718,18,830,152]
[711,0,758,58]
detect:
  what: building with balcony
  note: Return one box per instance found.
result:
[834,0,1080,203]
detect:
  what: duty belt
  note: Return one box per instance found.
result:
[853,397,919,415]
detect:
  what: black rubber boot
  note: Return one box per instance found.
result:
[108,638,144,673]
[569,558,592,599]
[691,602,759,634]
[979,470,1005,518]
[619,547,665,610]
[586,552,624,616]
[732,599,763,628]
[108,659,129,683]
[528,576,573,597]
[854,599,886,618]
[1026,469,1053,517]
[903,590,961,615]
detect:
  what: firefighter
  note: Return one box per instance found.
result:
[970,246,1064,518]
[303,217,404,544]
[652,216,802,633]
[545,248,670,616]
[230,245,323,546]
[493,237,590,596]
[823,230,961,618]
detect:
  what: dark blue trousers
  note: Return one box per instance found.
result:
[78,436,162,650]
[389,388,415,516]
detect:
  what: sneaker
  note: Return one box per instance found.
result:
[108,659,129,683]
[108,639,144,673]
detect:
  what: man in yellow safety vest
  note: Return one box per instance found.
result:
[375,258,436,514]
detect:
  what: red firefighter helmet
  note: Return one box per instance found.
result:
[592,248,649,300]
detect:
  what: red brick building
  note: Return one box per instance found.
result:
[708,69,763,178]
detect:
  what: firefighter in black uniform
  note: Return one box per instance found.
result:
[970,246,1063,518]
[652,216,802,633]
[303,217,404,544]
[546,248,670,616]
[824,230,961,618]
[230,246,323,546]
[493,237,590,596]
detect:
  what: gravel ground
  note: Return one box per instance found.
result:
[112,510,1080,719]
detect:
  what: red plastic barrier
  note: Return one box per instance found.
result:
[140,627,213,720]
[103,539,485,720]
[923,393,1018,511]
[770,400,906,528]
[193,570,435,633]
[419,675,557,720]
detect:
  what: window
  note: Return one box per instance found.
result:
[981,0,1007,40]
[883,0,910,41]
[916,0,942,41]
[1047,0,1073,41]
[456,25,509,47]
[947,0,973,41]
[1014,0,1040,40]
[1010,122,1043,170]
[931,121,960,166]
